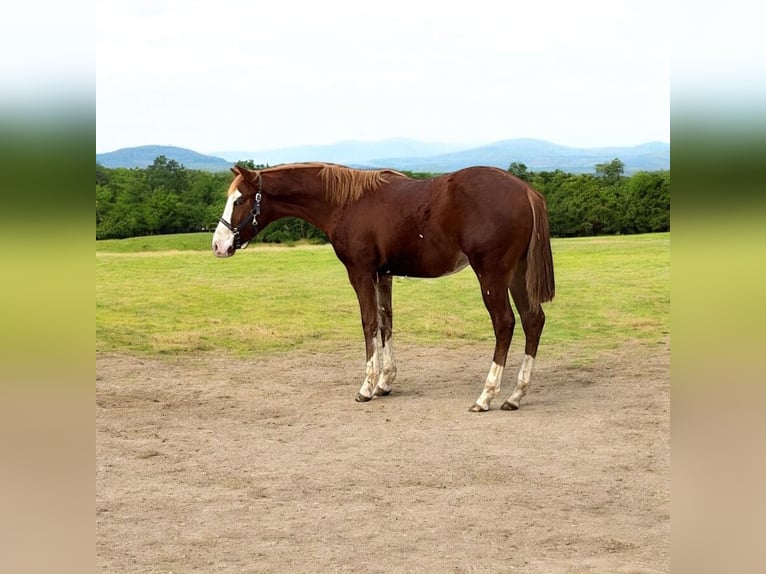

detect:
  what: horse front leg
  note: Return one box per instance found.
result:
[348,270,382,402]
[372,274,396,397]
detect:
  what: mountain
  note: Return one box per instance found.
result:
[213,138,466,166]
[363,139,669,174]
[96,145,231,171]
[96,139,669,174]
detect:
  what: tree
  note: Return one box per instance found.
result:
[96,163,110,186]
[508,162,530,182]
[96,159,670,241]
[620,170,670,233]
[145,155,188,193]
[595,158,625,185]
[235,160,268,170]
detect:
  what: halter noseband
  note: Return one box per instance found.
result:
[219,172,263,249]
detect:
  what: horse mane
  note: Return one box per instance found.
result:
[232,163,404,203]
[318,164,402,204]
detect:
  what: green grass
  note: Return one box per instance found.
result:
[545,234,670,357]
[96,233,669,360]
[96,232,214,252]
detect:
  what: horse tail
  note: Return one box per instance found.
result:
[524,186,556,309]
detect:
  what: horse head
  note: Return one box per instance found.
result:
[212,166,263,257]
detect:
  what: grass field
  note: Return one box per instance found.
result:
[96,233,669,360]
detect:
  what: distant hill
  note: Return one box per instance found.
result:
[214,138,467,166]
[364,139,669,174]
[96,145,231,171]
[97,139,669,174]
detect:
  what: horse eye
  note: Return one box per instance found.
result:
[233,198,244,207]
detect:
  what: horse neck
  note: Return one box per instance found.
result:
[264,167,337,233]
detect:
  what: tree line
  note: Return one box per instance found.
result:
[96,156,668,241]
[509,158,669,236]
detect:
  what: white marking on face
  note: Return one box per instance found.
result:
[474,361,504,411]
[212,190,242,257]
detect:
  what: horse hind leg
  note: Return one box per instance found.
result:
[469,272,516,412]
[373,335,395,397]
[502,353,535,411]
[502,262,546,410]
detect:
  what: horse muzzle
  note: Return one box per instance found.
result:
[212,239,236,257]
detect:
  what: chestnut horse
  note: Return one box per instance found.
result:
[213,163,555,411]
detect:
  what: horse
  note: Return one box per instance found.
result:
[212,162,555,411]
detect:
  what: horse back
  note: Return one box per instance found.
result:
[331,167,541,279]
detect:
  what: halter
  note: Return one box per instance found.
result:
[218,172,263,249]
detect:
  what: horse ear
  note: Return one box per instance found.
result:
[230,165,259,187]
[232,165,257,182]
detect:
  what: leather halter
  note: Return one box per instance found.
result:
[218,172,262,249]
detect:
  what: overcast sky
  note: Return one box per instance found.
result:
[96,0,671,154]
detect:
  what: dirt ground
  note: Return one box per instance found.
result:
[96,339,669,573]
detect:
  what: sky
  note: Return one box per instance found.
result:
[95,0,672,154]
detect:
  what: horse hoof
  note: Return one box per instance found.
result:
[468,404,488,413]
[355,393,372,403]
[373,388,391,397]
[501,401,519,411]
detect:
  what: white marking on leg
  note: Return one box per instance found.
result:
[212,190,241,257]
[358,337,380,399]
[374,338,396,395]
[506,354,535,408]
[474,361,504,411]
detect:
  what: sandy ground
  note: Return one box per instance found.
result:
[96,340,669,573]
